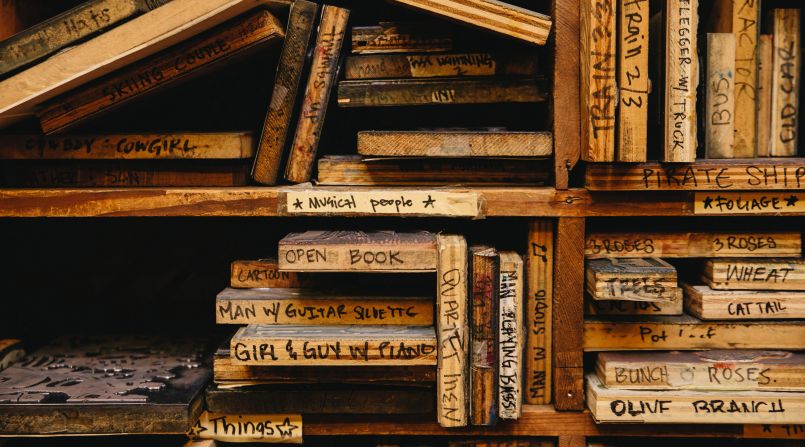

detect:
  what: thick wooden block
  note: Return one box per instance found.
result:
[316,156,550,186]
[584,315,805,350]
[598,350,805,391]
[498,251,523,420]
[386,0,551,46]
[684,283,805,320]
[344,52,537,79]
[214,347,436,384]
[284,5,349,183]
[580,0,616,162]
[586,258,678,302]
[585,288,683,316]
[356,131,552,157]
[337,78,546,107]
[704,258,805,291]
[0,132,254,159]
[769,9,800,157]
[525,220,553,405]
[230,324,437,366]
[216,287,433,325]
[230,259,302,288]
[585,231,801,258]
[470,246,499,426]
[251,0,319,185]
[278,231,438,272]
[0,0,171,77]
[436,234,469,427]
[205,383,434,414]
[37,10,284,134]
[351,22,452,54]
[663,0,699,162]
[0,336,210,435]
[587,373,805,424]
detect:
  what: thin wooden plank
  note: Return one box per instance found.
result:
[470,246,499,426]
[684,283,805,320]
[586,231,802,258]
[693,191,805,214]
[498,251,524,420]
[356,131,552,157]
[188,411,302,443]
[580,0,616,162]
[705,33,736,158]
[616,0,649,162]
[757,34,773,157]
[525,220,553,405]
[703,258,805,290]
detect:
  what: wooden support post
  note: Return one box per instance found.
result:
[558,435,586,447]
[553,217,585,410]
[552,0,580,189]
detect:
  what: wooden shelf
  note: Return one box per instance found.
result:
[302,405,802,439]
[1,187,804,217]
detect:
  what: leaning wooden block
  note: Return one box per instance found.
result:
[704,258,805,290]
[586,258,678,302]
[596,350,805,391]
[278,231,438,272]
[386,0,552,46]
[230,259,302,288]
[216,287,433,325]
[338,78,546,107]
[351,22,452,54]
[37,10,284,134]
[586,373,805,424]
[230,325,437,366]
[683,283,805,320]
[357,130,552,157]
[344,52,537,79]
[584,315,805,351]
[586,231,802,258]
[585,288,683,316]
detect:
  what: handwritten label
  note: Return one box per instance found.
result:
[278,245,437,271]
[498,264,522,419]
[526,222,552,404]
[607,398,787,418]
[694,192,804,214]
[721,263,798,284]
[216,298,431,325]
[770,10,800,155]
[732,0,758,155]
[408,53,495,77]
[664,0,698,161]
[188,411,302,443]
[583,0,616,159]
[617,0,648,156]
[231,261,300,288]
[352,25,452,52]
[588,296,682,315]
[585,232,796,258]
[705,33,735,157]
[744,424,805,439]
[283,190,481,217]
[231,339,437,365]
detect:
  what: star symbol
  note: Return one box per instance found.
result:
[275,417,299,438]
[785,195,799,207]
[702,196,714,209]
[186,419,207,438]
[422,195,436,208]
[293,198,303,209]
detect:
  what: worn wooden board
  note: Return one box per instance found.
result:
[586,258,678,302]
[0,0,171,77]
[316,156,550,186]
[585,159,805,190]
[769,9,800,157]
[0,132,253,159]
[580,0,615,162]
[356,131,552,158]
[230,259,302,288]
[585,231,802,258]
[205,383,434,414]
[216,287,433,325]
[586,288,683,316]
[705,33,736,159]
[684,283,805,320]
[436,234,469,427]
[278,231,437,272]
[251,0,319,185]
[498,251,523,420]
[703,258,805,290]
[616,0,649,162]
[0,160,249,187]
[587,373,805,423]
[284,5,349,183]
[351,22,452,54]
[693,192,805,214]
[597,350,805,391]
[0,336,210,435]
[230,324,437,365]
[552,0,580,189]
[525,220,552,405]
[386,0,551,46]
[280,187,484,217]
[470,246,499,426]
[743,424,805,439]
[38,10,284,134]
[757,34,773,157]
[0,0,289,128]
[553,218,584,410]
[663,0,699,162]
[344,52,537,79]
[337,78,547,107]
[187,411,301,443]
[584,315,805,350]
